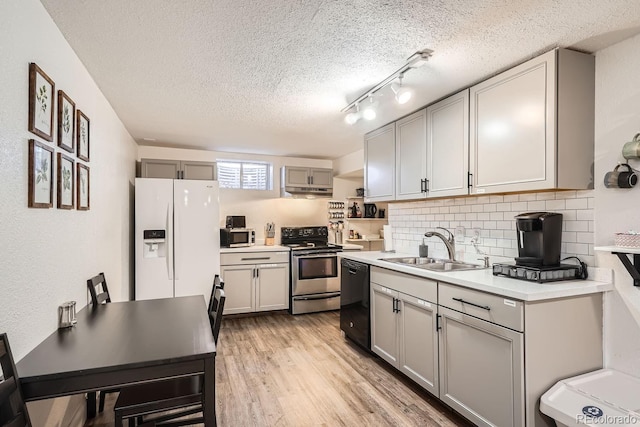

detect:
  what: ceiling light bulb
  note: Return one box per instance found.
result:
[344,104,361,125]
[362,107,376,121]
[344,112,359,125]
[362,97,377,121]
[391,75,413,104]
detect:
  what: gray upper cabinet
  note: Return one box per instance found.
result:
[469,48,595,195]
[364,123,395,201]
[426,90,470,198]
[282,167,332,188]
[395,109,427,200]
[141,158,216,180]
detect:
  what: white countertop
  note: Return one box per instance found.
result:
[340,251,613,302]
[220,245,290,253]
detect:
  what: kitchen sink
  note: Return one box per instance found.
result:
[380,257,485,272]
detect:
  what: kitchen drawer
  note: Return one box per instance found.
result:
[371,266,437,303]
[439,283,524,332]
[221,251,289,266]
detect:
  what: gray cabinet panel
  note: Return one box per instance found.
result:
[220,265,255,315]
[182,161,216,180]
[395,109,427,200]
[310,168,333,187]
[364,124,395,201]
[439,306,524,427]
[370,283,398,365]
[255,264,289,312]
[141,158,216,180]
[141,159,181,179]
[398,293,438,396]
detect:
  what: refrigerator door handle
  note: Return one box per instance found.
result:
[174,195,181,281]
[166,202,174,280]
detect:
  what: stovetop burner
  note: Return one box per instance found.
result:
[281,226,342,253]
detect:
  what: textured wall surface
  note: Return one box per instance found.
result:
[0,0,137,360]
[594,33,640,376]
[389,190,595,265]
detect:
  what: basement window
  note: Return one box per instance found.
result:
[216,160,272,190]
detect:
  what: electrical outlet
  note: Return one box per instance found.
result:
[455,226,465,243]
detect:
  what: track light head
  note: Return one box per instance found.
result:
[344,103,361,125]
[362,96,377,121]
[391,74,412,104]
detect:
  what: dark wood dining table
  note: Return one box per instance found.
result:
[17,295,216,426]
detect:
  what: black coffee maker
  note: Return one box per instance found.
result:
[515,212,562,267]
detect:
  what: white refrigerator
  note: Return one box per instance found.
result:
[135,178,220,301]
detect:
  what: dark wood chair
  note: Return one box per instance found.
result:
[207,274,223,315]
[87,272,111,306]
[85,272,117,417]
[0,333,31,427]
[114,287,226,426]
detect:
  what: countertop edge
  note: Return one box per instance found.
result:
[220,245,290,253]
[339,251,614,302]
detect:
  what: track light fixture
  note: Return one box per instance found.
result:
[342,48,433,125]
[390,74,412,105]
[344,103,361,125]
[362,96,377,121]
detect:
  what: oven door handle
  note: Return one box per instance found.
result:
[294,292,341,301]
[292,252,341,258]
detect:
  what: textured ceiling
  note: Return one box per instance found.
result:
[39,0,640,160]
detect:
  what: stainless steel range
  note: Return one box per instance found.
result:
[281,226,342,315]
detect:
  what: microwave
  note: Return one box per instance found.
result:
[220,228,255,248]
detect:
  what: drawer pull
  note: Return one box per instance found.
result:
[452,297,491,311]
[240,257,271,261]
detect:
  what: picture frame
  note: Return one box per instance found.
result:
[57,90,75,153]
[77,110,90,161]
[57,153,74,209]
[28,139,54,208]
[77,163,90,211]
[28,63,55,142]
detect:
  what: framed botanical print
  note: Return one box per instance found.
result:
[28,63,55,142]
[77,163,90,210]
[77,110,90,161]
[57,91,75,152]
[57,153,74,209]
[28,139,54,208]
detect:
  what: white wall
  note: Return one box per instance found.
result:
[0,0,137,360]
[594,33,640,376]
[138,146,331,242]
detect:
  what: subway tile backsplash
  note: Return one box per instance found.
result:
[388,190,595,266]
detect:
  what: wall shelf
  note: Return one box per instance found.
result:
[594,246,640,286]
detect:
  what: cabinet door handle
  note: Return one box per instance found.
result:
[392,298,396,313]
[452,297,491,311]
[177,170,180,179]
[256,268,259,278]
[467,172,473,188]
[425,179,429,193]
[310,176,314,184]
[420,179,426,193]
[436,314,442,331]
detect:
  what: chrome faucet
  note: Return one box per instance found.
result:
[424,227,456,261]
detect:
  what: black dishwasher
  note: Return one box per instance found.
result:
[340,259,370,350]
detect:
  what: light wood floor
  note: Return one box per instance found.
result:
[86,311,471,427]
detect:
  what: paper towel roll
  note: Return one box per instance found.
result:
[383,225,393,252]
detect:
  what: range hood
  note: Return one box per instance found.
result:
[280,186,333,198]
[280,166,333,198]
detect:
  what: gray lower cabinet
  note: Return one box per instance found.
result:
[220,252,289,315]
[141,158,216,180]
[369,266,604,427]
[370,268,439,396]
[438,305,524,427]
